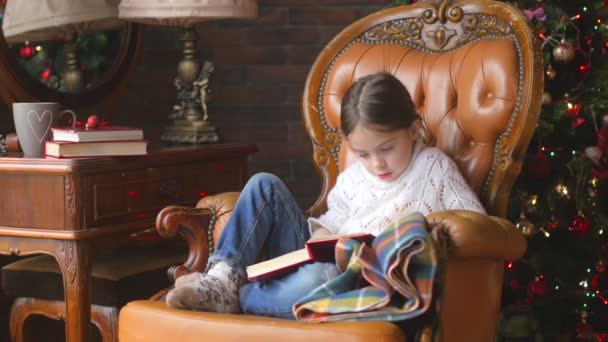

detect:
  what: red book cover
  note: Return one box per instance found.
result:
[246,232,374,282]
[44,140,148,158]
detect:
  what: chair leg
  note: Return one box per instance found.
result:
[90,305,118,342]
[9,297,118,342]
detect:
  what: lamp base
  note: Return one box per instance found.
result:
[161,120,221,144]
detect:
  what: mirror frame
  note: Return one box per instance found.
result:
[0,23,144,116]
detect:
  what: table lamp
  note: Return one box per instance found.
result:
[118,0,257,144]
[2,0,125,92]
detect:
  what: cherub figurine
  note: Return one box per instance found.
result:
[192,61,215,122]
[170,61,215,122]
[170,76,188,120]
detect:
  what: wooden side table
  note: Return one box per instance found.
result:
[0,143,257,342]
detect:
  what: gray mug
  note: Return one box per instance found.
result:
[13,102,77,158]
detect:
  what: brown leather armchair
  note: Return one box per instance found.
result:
[119,0,543,340]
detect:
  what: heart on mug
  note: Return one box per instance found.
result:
[26,110,53,142]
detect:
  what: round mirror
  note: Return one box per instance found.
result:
[0,6,143,115]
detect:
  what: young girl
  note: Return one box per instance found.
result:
[166,72,486,319]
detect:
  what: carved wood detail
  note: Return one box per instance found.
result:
[64,175,83,228]
[10,298,118,342]
[91,305,118,342]
[364,1,511,51]
[156,205,213,281]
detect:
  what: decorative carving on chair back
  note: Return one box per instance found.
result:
[365,0,511,51]
[302,0,543,218]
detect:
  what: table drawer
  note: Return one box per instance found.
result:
[87,159,244,227]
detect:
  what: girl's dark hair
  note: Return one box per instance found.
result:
[340,72,420,137]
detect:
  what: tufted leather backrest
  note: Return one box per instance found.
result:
[302,0,543,218]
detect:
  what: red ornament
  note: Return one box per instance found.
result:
[526,277,549,303]
[546,217,560,231]
[86,115,99,129]
[588,124,608,180]
[569,214,591,236]
[566,103,582,118]
[39,69,52,81]
[592,274,601,290]
[571,117,585,128]
[19,45,36,60]
[527,151,551,179]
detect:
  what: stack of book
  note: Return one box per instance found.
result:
[45,126,147,158]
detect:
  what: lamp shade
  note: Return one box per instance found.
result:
[118,0,257,26]
[2,0,125,43]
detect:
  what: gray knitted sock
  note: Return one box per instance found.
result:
[166,261,242,313]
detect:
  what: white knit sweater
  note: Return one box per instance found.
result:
[308,141,486,237]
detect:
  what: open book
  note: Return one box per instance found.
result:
[246,232,375,282]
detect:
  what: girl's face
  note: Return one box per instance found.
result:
[347,122,420,182]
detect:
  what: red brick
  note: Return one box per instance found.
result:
[285,84,305,104]
[248,104,301,122]
[220,123,288,143]
[249,159,292,180]
[286,46,320,65]
[212,85,286,105]
[247,29,285,45]
[213,66,247,84]
[213,47,287,65]
[290,7,358,25]
[255,8,289,26]
[247,65,310,83]
[260,0,317,6]
[319,26,345,44]
[213,104,301,122]
[247,27,322,45]
[285,28,322,45]
[198,28,247,46]
[317,0,390,4]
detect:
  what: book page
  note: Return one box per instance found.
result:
[246,248,311,281]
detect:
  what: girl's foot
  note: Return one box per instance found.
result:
[166,261,242,313]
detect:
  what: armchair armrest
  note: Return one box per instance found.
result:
[427,210,526,261]
[155,192,240,281]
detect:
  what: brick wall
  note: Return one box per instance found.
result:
[116,0,393,207]
[0,0,392,207]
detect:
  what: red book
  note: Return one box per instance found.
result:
[44,140,148,158]
[51,126,144,142]
[245,232,374,282]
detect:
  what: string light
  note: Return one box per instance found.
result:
[541,228,551,238]
[556,184,569,196]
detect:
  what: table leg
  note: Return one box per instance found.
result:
[54,240,92,342]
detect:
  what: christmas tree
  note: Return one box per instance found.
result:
[391,0,608,340]
[498,0,608,340]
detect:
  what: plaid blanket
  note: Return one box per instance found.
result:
[293,212,437,322]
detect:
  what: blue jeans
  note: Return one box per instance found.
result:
[208,173,338,319]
